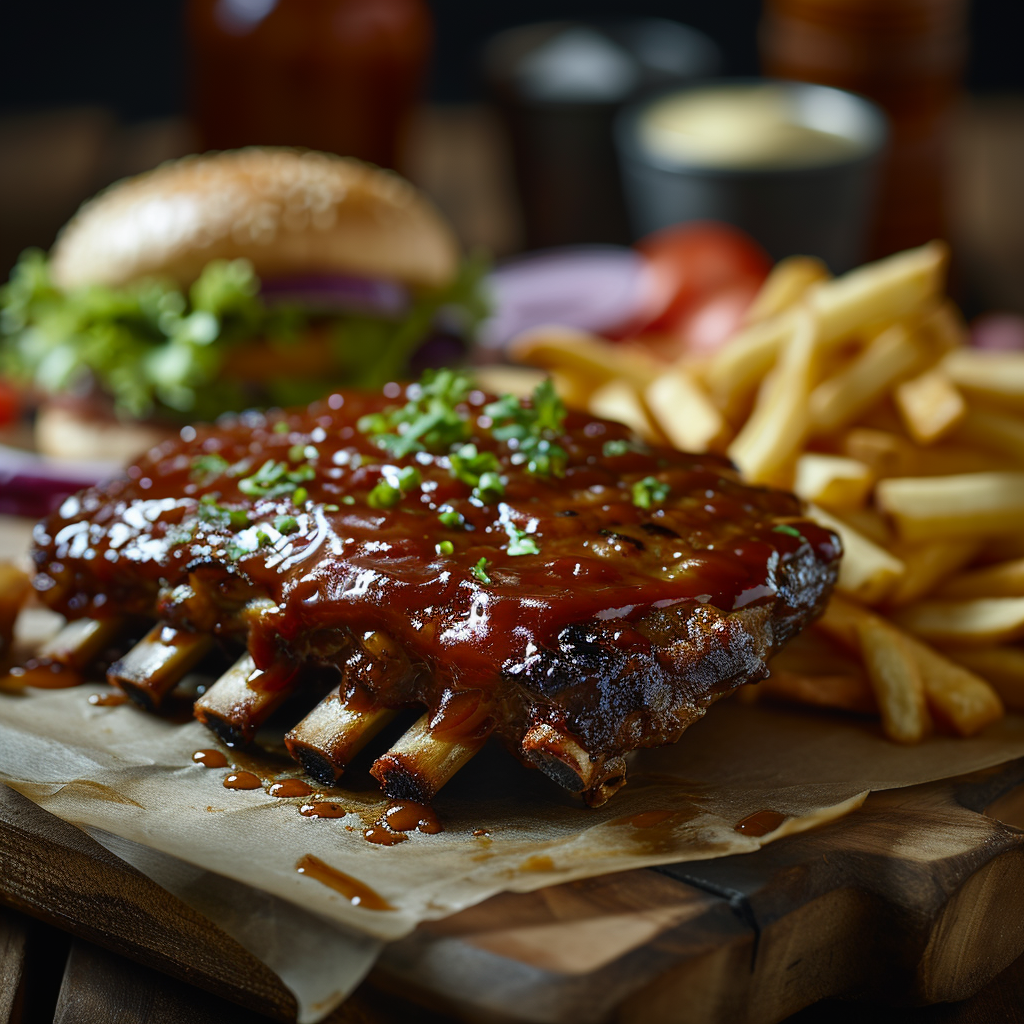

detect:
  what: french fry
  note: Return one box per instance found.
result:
[844,430,1011,480]
[885,538,981,607]
[587,379,665,443]
[894,368,966,445]
[943,349,1024,406]
[810,322,924,435]
[727,309,818,484]
[508,325,660,391]
[835,506,894,548]
[937,557,1024,600]
[901,637,1004,736]
[793,453,873,509]
[645,366,730,453]
[856,616,931,743]
[759,669,877,716]
[807,241,949,343]
[943,646,1024,713]
[808,505,905,605]
[892,596,1024,648]
[876,471,1024,542]
[955,408,1024,464]
[744,255,830,324]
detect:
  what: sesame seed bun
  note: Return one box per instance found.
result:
[49,148,460,291]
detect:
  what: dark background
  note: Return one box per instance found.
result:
[1,0,1022,122]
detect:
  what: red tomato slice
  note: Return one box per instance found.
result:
[634,221,771,337]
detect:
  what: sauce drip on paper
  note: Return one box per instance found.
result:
[295,854,393,910]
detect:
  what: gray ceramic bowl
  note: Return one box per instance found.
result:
[616,79,888,272]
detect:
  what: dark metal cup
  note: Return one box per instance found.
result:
[616,79,888,271]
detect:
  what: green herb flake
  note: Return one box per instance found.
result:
[367,481,401,509]
[274,514,299,535]
[438,509,465,529]
[273,421,290,434]
[397,466,422,492]
[323,503,341,512]
[504,522,540,557]
[471,557,492,585]
[632,476,670,510]
[237,458,316,499]
[435,540,455,556]
[189,453,230,483]
[603,439,648,458]
[773,524,807,542]
[474,471,505,504]
[291,487,308,505]
[340,496,356,506]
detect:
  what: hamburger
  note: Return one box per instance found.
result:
[0,148,487,463]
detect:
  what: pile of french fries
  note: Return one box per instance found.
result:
[509,241,1024,744]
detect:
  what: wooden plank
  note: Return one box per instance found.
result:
[0,785,298,1022]
[53,939,277,1024]
[0,909,27,1024]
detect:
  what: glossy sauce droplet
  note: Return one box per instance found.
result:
[299,800,348,818]
[88,692,128,707]
[734,809,786,837]
[223,770,262,790]
[363,824,409,846]
[193,749,228,769]
[520,854,555,872]
[296,854,394,910]
[268,779,314,798]
[384,800,442,835]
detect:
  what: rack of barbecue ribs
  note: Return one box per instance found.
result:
[17,371,840,806]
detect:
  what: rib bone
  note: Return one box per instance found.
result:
[108,624,213,711]
[521,722,629,807]
[370,714,486,803]
[285,688,397,786]
[8,616,128,689]
[194,653,298,746]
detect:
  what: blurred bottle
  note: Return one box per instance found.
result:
[187,0,432,169]
[761,0,967,257]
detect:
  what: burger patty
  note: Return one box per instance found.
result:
[29,375,841,804]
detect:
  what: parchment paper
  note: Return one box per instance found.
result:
[5,510,1024,1020]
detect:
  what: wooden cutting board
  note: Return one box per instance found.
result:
[3,758,1024,1024]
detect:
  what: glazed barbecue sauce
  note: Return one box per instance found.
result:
[31,383,839,750]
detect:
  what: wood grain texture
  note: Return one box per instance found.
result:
[0,909,27,1024]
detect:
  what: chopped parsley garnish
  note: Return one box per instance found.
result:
[189,453,230,483]
[504,522,540,556]
[602,438,647,458]
[367,481,401,509]
[237,459,315,499]
[358,368,474,457]
[485,378,568,478]
[273,421,290,434]
[449,443,504,503]
[773,524,808,542]
[198,493,249,530]
[292,487,308,505]
[471,557,492,584]
[274,514,299,535]
[288,443,318,463]
[632,476,670,510]
[438,509,465,529]
[435,540,455,556]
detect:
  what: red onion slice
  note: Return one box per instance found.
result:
[0,444,119,518]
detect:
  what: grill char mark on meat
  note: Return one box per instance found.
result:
[29,384,841,804]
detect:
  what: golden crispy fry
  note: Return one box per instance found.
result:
[472,365,546,399]
[587,379,665,444]
[808,241,949,343]
[759,669,878,716]
[835,506,894,548]
[955,408,1024,464]
[508,325,660,391]
[644,366,730,453]
[885,538,981,607]
[943,646,1024,713]
[808,505,905,605]
[937,557,1024,600]
[0,563,31,664]
[901,637,1004,736]
[876,471,1024,542]
[894,369,966,445]
[856,616,931,743]
[810,322,924,435]
[727,309,818,485]
[943,349,1024,406]
[843,429,1011,480]
[744,255,830,324]
[892,596,1024,648]
[793,453,873,508]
